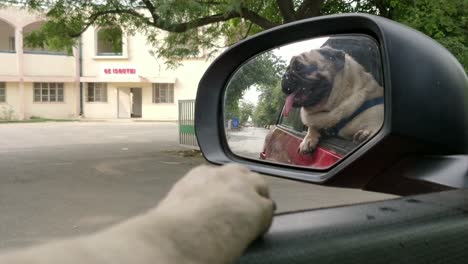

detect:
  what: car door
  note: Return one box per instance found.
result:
[195,13,468,263]
[239,189,468,264]
[263,107,356,169]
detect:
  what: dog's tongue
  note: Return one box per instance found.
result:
[283,93,296,117]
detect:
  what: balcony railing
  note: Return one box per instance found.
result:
[24,53,75,77]
[23,50,68,56]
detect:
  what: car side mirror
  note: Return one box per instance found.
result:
[195,14,468,195]
[223,35,384,171]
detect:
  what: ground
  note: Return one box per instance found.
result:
[0,122,395,250]
[226,127,270,159]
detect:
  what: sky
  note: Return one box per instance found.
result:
[242,37,329,105]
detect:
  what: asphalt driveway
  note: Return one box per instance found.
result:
[0,121,395,249]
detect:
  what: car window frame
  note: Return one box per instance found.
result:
[276,107,307,138]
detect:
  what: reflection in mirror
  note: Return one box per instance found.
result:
[224,35,384,170]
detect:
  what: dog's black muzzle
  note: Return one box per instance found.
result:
[281,67,333,108]
[282,63,320,95]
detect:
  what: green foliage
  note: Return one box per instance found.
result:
[239,101,255,125]
[0,105,16,121]
[23,21,76,54]
[253,82,284,127]
[392,0,467,71]
[224,52,286,120]
[6,0,465,70]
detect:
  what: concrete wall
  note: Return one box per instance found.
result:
[23,53,75,77]
[0,7,215,120]
[83,82,187,120]
[0,7,43,29]
[83,84,118,119]
[0,82,21,120]
[0,7,78,120]
[79,27,211,120]
[141,83,177,120]
[0,53,18,75]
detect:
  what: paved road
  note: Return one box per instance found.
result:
[226,127,270,159]
[0,122,395,249]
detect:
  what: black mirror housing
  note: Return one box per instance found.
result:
[195,13,468,193]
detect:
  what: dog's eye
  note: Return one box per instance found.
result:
[294,64,303,71]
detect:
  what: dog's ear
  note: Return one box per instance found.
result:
[318,47,345,72]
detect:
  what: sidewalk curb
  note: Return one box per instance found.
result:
[78,119,178,124]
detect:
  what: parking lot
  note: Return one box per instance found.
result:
[0,121,395,249]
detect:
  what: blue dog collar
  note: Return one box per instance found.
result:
[326,97,384,136]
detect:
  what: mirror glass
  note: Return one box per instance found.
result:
[224,34,384,169]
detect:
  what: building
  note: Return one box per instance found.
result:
[0,7,212,120]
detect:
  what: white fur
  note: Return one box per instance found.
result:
[0,164,274,264]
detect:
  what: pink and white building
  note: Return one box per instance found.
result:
[0,7,211,120]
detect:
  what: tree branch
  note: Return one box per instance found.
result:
[141,0,159,22]
[240,8,279,29]
[156,11,240,32]
[243,22,253,39]
[68,9,153,37]
[67,5,277,37]
[297,0,325,18]
[156,8,278,32]
[194,1,224,4]
[276,0,296,22]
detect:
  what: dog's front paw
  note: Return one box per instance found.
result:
[298,136,319,154]
[353,129,372,143]
[157,164,275,263]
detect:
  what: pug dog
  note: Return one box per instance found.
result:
[0,164,274,264]
[282,46,384,154]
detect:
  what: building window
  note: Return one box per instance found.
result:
[33,83,64,102]
[96,27,123,56]
[152,83,174,103]
[0,82,5,103]
[87,83,107,102]
[23,22,66,55]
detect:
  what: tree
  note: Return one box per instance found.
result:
[224,51,285,120]
[2,1,392,67]
[3,0,464,68]
[239,101,255,125]
[391,0,467,72]
[253,82,284,127]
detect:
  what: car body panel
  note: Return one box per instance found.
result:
[240,189,468,264]
[261,126,342,169]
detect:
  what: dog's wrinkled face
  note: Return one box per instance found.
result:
[281,47,345,116]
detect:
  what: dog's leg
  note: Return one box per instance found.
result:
[0,164,274,264]
[353,129,372,143]
[343,105,384,143]
[299,127,321,154]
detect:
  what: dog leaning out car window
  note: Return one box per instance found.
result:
[281,38,384,154]
[224,35,384,169]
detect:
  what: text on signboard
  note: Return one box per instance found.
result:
[103,68,136,75]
